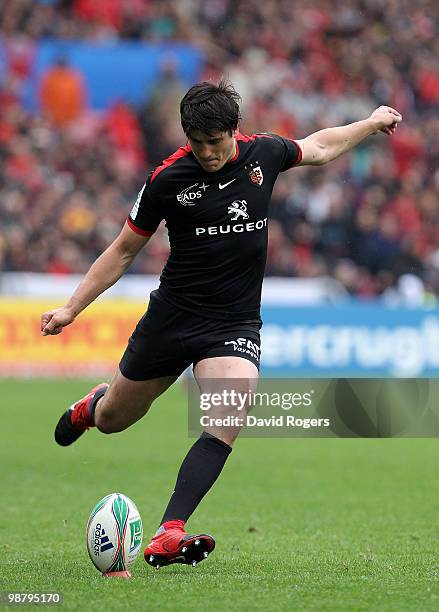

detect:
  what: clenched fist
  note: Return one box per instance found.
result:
[369,105,402,135]
[41,306,76,336]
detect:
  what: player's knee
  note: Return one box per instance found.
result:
[95,409,125,434]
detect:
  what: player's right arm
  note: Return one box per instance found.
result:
[41,222,150,336]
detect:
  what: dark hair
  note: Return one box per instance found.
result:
[180,79,241,137]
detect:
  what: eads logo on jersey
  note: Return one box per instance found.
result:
[246,161,264,186]
[177,182,209,206]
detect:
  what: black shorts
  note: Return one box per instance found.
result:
[119,290,262,381]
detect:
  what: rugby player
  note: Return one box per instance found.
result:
[41,80,401,569]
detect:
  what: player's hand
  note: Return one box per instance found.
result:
[41,306,76,336]
[369,106,402,136]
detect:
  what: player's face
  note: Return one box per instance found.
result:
[188,129,237,172]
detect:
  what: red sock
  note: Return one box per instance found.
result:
[161,519,185,531]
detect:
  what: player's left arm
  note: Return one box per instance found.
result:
[295,106,402,166]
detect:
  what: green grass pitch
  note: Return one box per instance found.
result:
[1,379,439,611]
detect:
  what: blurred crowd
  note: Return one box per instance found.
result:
[1,0,439,302]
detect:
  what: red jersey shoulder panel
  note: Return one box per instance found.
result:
[236,132,302,166]
[235,132,275,143]
[150,144,192,183]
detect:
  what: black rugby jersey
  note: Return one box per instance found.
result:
[128,133,302,321]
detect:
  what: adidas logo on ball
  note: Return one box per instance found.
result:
[93,523,114,556]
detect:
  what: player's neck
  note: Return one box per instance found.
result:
[227,139,237,163]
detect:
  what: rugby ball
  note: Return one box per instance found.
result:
[86,493,143,577]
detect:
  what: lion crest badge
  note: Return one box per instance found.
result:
[246,162,264,187]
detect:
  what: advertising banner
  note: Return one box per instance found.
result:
[1,299,439,377]
[0,299,145,376]
[261,304,439,377]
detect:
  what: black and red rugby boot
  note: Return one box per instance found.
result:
[54,382,108,446]
[144,522,215,569]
